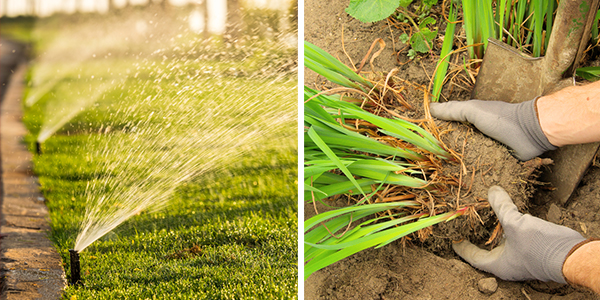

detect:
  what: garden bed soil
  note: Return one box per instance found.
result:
[304,0,600,299]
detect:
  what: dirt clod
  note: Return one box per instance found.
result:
[547,204,562,224]
[478,277,498,295]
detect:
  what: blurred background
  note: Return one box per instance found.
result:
[1,0,297,43]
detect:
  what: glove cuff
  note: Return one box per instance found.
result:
[516,98,558,154]
[562,237,600,286]
[540,234,586,284]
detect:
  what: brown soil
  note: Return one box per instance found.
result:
[304,0,600,299]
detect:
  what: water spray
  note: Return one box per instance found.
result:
[69,249,82,286]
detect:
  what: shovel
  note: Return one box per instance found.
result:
[471,0,600,205]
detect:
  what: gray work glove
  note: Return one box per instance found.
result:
[430,99,557,161]
[453,186,586,283]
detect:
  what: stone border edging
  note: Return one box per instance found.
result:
[0,62,66,299]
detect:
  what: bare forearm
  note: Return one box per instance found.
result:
[563,240,600,294]
[537,81,600,147]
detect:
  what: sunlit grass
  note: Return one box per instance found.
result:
[35,133,297,299]
[0,16,36,43]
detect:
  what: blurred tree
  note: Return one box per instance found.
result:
[201,0,209,39]
[226,0,241,42]
[289,0,297,29]
[27,0,35,15]
[151,0,169,9]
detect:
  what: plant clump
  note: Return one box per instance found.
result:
[303,37,555,279]
[304,41,474,279]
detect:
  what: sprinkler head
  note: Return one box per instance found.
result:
[35,141,42,155]
[69,249,82,286]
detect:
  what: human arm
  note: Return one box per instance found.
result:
[430,80,600,160]
[562,240,600,294]
[537,81,600,147]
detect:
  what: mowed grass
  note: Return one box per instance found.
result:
[0,16,37,43]
[14,6,298,299]
[33,135,297,299]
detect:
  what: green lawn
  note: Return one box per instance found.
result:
[35,135,297,299]
[12,5,297,299]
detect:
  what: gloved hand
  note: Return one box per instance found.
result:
[453,186,586,283]
[430,99,557,161]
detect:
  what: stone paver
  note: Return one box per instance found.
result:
[1,40,66,299]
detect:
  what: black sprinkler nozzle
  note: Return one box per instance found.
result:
[69,249,82,286]
[35,141,41,155]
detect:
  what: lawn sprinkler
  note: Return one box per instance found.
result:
[69,249,82,286]
[35,141,42,155]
